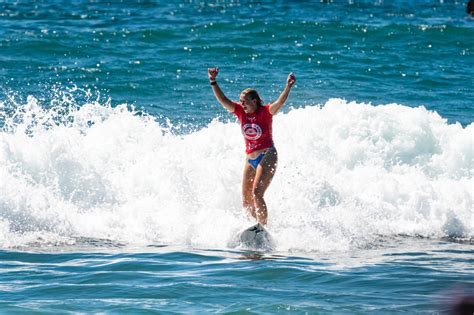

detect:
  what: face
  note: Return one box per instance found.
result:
[240,93,258,114]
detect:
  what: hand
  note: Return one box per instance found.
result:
[287,72,296,88]
[208,67,219,81]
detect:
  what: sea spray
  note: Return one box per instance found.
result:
[272,99,472,251]
[0,95,472,252]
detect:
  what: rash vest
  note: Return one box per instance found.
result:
[232,103,274,154]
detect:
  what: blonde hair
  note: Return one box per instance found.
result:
[241,88,263,107]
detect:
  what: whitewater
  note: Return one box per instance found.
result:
[1,94,472,252]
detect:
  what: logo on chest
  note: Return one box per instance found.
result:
[242,123,262,140]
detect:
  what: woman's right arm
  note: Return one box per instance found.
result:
[208,67,236,112]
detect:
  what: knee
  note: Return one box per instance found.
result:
[252,186,265,199]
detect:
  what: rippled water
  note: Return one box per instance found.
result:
[0,239,473,314]
[1,1,473,125]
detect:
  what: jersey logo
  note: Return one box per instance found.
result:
[242,123,262,140]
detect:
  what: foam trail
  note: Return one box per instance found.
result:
[0,95,472,252]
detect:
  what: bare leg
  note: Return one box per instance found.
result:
[242,161,256,220]
[253,148,278,225]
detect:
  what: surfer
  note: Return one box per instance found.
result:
[208,67,296,225]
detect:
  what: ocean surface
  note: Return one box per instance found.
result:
[0,1,473,313]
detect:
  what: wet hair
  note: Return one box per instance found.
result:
[241,88,263,107]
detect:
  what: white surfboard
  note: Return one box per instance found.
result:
[229,223,275,250]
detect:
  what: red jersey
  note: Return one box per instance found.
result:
[232,103,274,154]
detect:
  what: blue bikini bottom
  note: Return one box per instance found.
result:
[247,148,273,170]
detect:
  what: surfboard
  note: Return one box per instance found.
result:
[229,223,275,250]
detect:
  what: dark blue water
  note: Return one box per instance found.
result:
[0,1,473,313]
[1,1,473,125]
[0,240,472,314]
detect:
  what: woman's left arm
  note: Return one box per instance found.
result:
[269,72,296,115]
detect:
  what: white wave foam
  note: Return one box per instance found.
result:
[0,96,472,251]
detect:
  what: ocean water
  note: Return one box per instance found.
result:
[0,1,473,313]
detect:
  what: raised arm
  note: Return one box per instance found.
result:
[269,72,296,115]
[208,67,236,112]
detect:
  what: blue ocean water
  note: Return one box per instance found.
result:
[0,1,473,313]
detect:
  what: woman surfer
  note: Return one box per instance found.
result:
[208,68,296,225]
